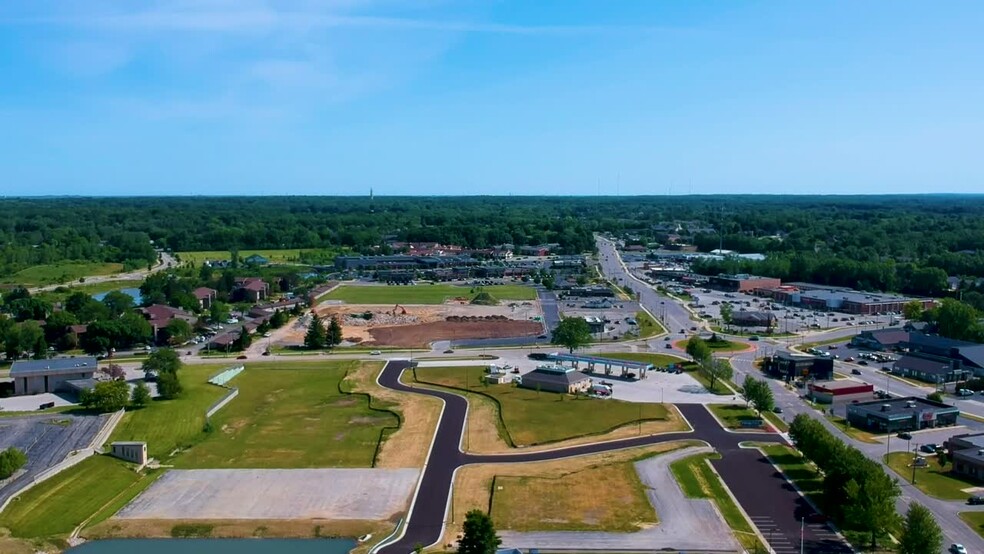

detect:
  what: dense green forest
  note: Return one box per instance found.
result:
[2,196,984,287]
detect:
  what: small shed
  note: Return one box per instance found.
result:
[111,441,148,466]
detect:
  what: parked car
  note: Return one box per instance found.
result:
[968,496,984,505]
[845,356,855,362]
[829,345,838,349]
[921,444,939,454]
[949,544,967,554]
[370,350,382,355]
[749,336,760,341]
[772,406,783,414]
[443,349,455,354]
[851,369,862,375]
[665,343,673,349]
[858,360,869,366]
[236,355,247,360]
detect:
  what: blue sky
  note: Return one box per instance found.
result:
[1,1,982,196]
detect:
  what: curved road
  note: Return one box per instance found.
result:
[374,360,849,554]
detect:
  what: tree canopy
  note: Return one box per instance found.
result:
[457,510,501,554]
[551,317,592,353]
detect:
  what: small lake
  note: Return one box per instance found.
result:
[92,287,143,305]
[67,538,356,554]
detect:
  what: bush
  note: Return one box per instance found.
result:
[0,447,28,479]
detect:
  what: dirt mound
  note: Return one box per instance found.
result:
[444,315,509,322]
[368,320,543,348]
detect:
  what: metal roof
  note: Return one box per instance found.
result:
[10,357,98,377]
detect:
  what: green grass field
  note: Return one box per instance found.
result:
[959,512,984,540]
[884,451,973,500]
[324,284,538,304]
[177,361,396,468]
[176,249,307,265]
[0,455,155,538]
[708,404,763,429]
[670,452,765,552]
[635,310,665,338]
[109,364,228,460]
[679,337,750,352]
[413,365,668,446]
[0,262,124,287]
[826,416,881,444]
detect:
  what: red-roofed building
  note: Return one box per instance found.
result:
[234,278,270,302]
[193,287,217,310]
[141,304,197,342]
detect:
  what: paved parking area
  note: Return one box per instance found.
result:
[0,392,75,412]
[559,299,641,340]
[498,446,739,552]
[0,413,109,506]
[117,468,420,520]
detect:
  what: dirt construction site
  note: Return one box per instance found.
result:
[279,300,544,348]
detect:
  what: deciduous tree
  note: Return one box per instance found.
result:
[686,335,711,364]
[551,317,592,353]
[898,503,942,554]
[130,381,151,408]
[457,510,501,554]
[80,380,130,412]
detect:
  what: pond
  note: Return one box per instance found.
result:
[67,538,356,554]
[92,287,143,305]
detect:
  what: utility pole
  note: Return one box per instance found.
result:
[800,516,805,554]
[912,443,919,484]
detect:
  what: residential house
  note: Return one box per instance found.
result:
[234,278,270,302]
[193,287,217,310]
[141,304,197,342]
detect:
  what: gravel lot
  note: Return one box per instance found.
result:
[0,413,109,506]
[498,445,739,552]
[117,468,420,520]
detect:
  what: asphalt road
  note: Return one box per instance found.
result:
[374,360,850,554]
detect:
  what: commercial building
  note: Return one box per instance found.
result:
[807,380,874,404]
[853,330,984,377]
[892,354,969,384]
[851,329,911,351]
[11,357,98,396]
[763,351,834,382]
[708,274,781,293]
[517,364,592,394]
[567,285,616,298]
[945,432,984,482]
[845,397,959,433]
[583,316,605,333]
[759,283,934,315]
[730,310,777,328]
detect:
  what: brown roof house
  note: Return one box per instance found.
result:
[141,304,197,342]
[193,287,217,310]
[234,278,270,302]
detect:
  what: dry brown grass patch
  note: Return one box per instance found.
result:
[85,518,392,543]
[344,363,443,468]
[435,440,701,550]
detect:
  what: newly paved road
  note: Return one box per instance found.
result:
[375,360,851,554]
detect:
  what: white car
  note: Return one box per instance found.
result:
[370,350,382,356]
[950,545,967,554]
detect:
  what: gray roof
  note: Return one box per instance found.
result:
[521,368,590,387]
[848,396,958,419]
[894,355,953,376]
[10,357,98,377]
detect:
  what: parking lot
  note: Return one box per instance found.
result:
[559,298,642,341]
[0,413,110,506]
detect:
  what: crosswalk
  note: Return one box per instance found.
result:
[750,515,849,554]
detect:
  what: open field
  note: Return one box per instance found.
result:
[0,455,156,538]
[323,284,537,304]
[445,441,695,546]
[413,365,669,447]
[1,262,124,287]
[884,451,973,500]
[176,249,308,265]
[708,404,763,429]
[343,363,443,468]
[176,361,397,469]
[670,452,764,552]
[109,365,228,461]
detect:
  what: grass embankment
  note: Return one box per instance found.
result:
[635,310,665,338]
[670,453,765,552]
[323,283,537,304]
[679,337,750,352]
[601,352,733,395]
[826,416,881,444]
[177,361,396,468]
[413,365,668,447]
[0,455,160,538]
[883,451,973,500]
[762,411,789,432]
[175,249,307,265]
[759,444,824,501]
[799,337,850,350]
[708,404,763,429]
[1,262,124,287]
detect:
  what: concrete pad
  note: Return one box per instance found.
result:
[117,468,420,520]
[499,446,740,552]
[0,392,75,412]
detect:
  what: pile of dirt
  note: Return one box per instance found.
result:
[470,292,499,306]
[445,315,509,321]
[344,312,419,327]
